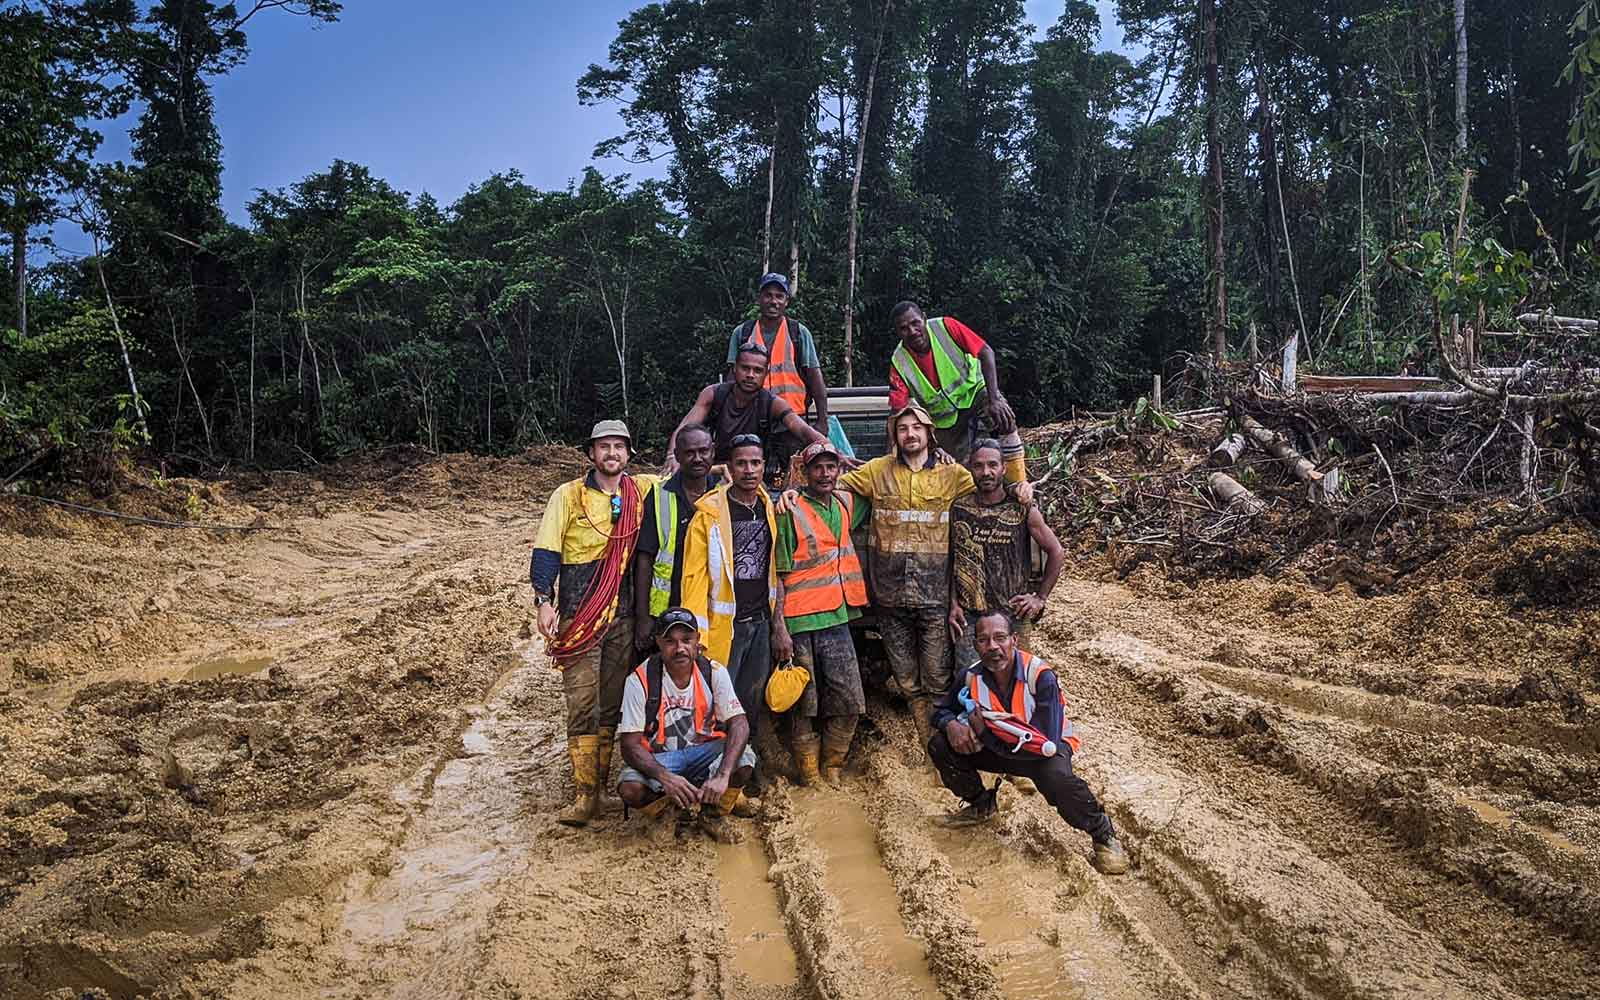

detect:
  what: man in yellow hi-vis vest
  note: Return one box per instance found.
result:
[886,300,1025,479]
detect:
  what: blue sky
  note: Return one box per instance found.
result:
[47,1,1131,259]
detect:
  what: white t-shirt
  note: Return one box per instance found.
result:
[619,661,745,752]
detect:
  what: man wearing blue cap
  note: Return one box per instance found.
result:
[726,273,829,434]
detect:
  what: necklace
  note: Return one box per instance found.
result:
[728,492,760,514]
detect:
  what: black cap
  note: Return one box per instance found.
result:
[654,606,699,637]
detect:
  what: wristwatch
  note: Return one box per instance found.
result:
[533,593,551,608]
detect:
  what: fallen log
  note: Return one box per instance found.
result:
[1208,433,1247,468]
[1300,374,1442,394]
[1517,312,1599,330]
[1208,472,1265,514]
[1241,416,1342,504]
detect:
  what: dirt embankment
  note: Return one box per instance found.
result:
[3,449,1598,1000]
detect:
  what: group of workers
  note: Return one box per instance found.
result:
[531,272,1129,874]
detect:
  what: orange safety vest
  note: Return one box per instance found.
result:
[742,317,809,415]
[783,492,868,619]
[634,655,727,752]
[967,651,1080,754]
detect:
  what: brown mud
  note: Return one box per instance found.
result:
[3,450,1597,999]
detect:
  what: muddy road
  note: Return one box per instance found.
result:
[2,453,1597,999]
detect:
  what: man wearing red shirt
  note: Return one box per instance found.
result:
[887,302,1024,475]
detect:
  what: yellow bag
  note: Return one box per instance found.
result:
[765,660,812,712]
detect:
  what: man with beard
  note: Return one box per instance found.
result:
[771,442,870,786]
[928,609,1129,875]
[616,607,757,831]
[681,435,780,794]
[531,420,658,827]
[948,438,1066,668]
[633,424,720,651]
[665,343,830,486]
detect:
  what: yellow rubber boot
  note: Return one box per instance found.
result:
[716,785,759,818]
[820,715,857,787]
[558,735,601,827]
[910,697,936,752]
[791,732,822,787]
[595,727,616,794]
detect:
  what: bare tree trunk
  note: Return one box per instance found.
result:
[168,302,214,459]
[1359,133,1373,367]
[92,244,148,440]
[788,235,799,297]
[1255,61,1282,340]
[762,142,776,274]
[842,0,895,389]
[246,281,257,462]
[12,212,25,338]
[1202,0,1228,365]
[1454,0,1468,159]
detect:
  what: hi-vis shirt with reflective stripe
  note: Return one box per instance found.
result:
[889,316,985,427]
[648,487,679,616]
[742,317,808,415]
[634,657,725,752]
[783,492,867,619]
[967,651,1080,755]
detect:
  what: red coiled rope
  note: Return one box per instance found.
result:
[547,474,643,662]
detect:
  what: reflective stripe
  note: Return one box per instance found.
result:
[967,652,1078,754]
[885,509,949,524]
[889,317,984,427]
[782,492,867,617]
[637,659,726,752]
[649,488,679,616]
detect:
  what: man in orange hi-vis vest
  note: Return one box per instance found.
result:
[928,608,1130,875]
[727,272,829,433]
[771,441,871,787]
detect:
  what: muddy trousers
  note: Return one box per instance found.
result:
[559,615,635,736]
[928,731,1115,844]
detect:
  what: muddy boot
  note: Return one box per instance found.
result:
[909,697,936,752]
[595,727,616,789]
[716,785,759,818]
[820,715,857,787]
[1006,775,1038,796]
[939,787,998,828]
[633,794,674,820]
[557,734,601,827]
[791,732,822,787]
[1093,836,1130,875]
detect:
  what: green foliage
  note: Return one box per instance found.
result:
[1392,230,1533,321]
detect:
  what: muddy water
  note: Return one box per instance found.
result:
[796,792,942,997]
[1458,793,1583,855]
[184,654,273,680]
[716,837,802,988]
[338,648,539,996]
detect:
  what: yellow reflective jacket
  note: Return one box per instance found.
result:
[680,485,778,664]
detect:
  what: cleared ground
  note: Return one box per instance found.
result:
[2,452,1596,999]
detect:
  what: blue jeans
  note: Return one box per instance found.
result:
[616,739,758,792]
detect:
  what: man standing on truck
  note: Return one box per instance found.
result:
[727,272,830,434]
[771,441,870,786]
[949,438,1066,668]
[887,301,1026,476]
[929,608,1129,874]
[531,420,658,828]
[664,342,831,485]
[831,404,1028,750]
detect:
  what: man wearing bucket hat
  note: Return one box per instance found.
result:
[530,419,658,827]
[770,441,871,786]
[616,607,758,830]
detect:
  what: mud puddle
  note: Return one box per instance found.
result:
[1458,793,1583,855]
[185,653,273,681]
[715,836,802,989]
[793,791,941,996]
[338,648,539,994]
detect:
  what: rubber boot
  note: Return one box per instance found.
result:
[820,715,857,787]
[791,732,822,787]
[558,735,601,827]
[595,727,616,792]
[716,785,759,818]
[1093,836,1130,875]
[909,696,936,752]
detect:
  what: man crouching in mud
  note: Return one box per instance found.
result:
[616,607,759,836]
[927,609,1130,874]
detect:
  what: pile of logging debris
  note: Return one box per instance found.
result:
[1025,321,1600,579]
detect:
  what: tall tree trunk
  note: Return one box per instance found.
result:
[91,242,148,440]
[762,142,776,274]
[842,0,895,389]
[1254,61,1281,343]
[12,212,25,338]
[1202,0,1228,364]
[1454,0,1468,159]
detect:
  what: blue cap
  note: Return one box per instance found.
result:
[758,272,790,296]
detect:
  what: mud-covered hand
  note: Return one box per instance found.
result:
[932,447,956,466]
[537,602,559,640]
[1009,592,1045,620]
[946,718,981,755]
[1013,480,1035,507]
[660,772,700,809]
[771,622,795,665]
[987,393,1018,435]
[774,488,801,514]
[947,602,966,642]
[699,772,730,805]
[633,616,655,652]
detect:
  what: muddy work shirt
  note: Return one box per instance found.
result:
[949,493,1033,613]
[837,453,975,608]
